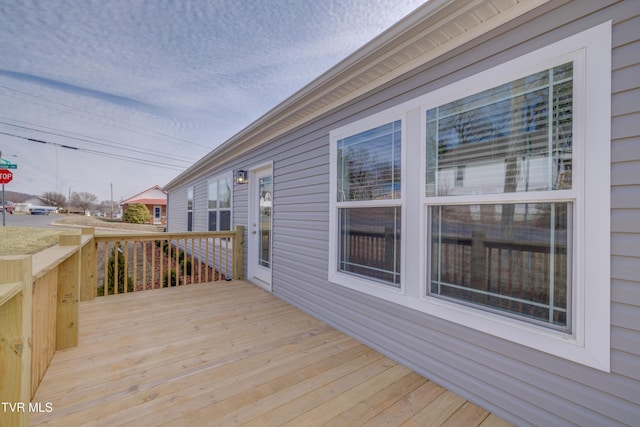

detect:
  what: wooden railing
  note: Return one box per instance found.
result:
[0,226,244,426]
[93,228,244,297]
[0,256,32,427]
[0,230,94,427]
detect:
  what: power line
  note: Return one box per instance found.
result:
[0,85,213,150]
[0,130,187,171]
[0,120,196,164]
[0,116,201,162]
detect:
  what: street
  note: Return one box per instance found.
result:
[1,212,62,228]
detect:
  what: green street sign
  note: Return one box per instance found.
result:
[0,159,17,169]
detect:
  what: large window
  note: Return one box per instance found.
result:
[333,120,402,287]
[328,23,611,370]
[426,63,574,331]
[187,187,194,231]
[208,175,232,231]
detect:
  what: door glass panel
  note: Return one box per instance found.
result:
[258,175,272,268]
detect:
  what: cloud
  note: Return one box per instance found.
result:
[0,69,167,116]
[0,0,427,200]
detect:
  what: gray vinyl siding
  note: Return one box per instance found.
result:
[610,1,640,395]
[165,1,640,425]
[166,185,188,231]
[273,3,639,425]
[192,180,207,232]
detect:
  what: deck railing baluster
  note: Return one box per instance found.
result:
[123,240,129,293]
[90,229,242,296]
[102,242,109,295]
[133,241,138,291]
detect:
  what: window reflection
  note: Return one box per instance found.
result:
[426,63,573,197]
[430,203,570,329]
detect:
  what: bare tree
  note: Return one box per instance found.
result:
[70,191,98,214]
[42,191,67,208]
[96,200,111,216]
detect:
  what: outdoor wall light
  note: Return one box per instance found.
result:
[236,170,248,184]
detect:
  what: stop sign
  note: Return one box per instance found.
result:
[0,169,13,184]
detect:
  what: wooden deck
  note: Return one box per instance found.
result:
[31,281,511,426]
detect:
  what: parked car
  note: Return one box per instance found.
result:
[30,207,50,215]
[1,200,14,214]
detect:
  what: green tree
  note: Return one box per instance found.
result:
[123,203,151,224]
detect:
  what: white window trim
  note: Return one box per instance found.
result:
[329,111,408,295]
[328,22,611,371]
[207,173,233,232]
[186,186,194,231]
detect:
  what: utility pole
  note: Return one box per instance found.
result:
[111,183,114,219]
[0,150,18,226]
[1,150,4,227]
[1,151,4,226]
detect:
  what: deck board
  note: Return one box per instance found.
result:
[30,281,512,426]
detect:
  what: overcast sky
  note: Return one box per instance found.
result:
[0,0,426,202]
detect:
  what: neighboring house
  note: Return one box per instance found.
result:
[164,1,639,425]
[21,196,49,207]
[120,185,167,225]
[19,196,58,214]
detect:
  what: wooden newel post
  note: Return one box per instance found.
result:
[0,255,32,427]
[57,234,81,350]
[80,228,96,301]
[233,226,245,280]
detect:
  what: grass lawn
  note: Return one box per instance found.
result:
[1,216,162,256]
[0,227,72,256]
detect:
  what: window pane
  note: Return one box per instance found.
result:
[219,177,232,208]
[429,202,570,330]
[220,210,231,231]
[187,188,194,210]
[338,120,401,201]
[187,211,193,232]
[208,182,218,209]
[426,63,573,196]
[339,207,401,286]
[208,211,217,231]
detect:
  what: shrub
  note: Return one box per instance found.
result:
[180,258,193,275]
[123,203,151,224]
[163,269,180,287]
[175,251,193,275]
[98,244,133,295]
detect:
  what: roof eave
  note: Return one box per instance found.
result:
[164,0,550,191]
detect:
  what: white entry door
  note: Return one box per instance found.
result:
[248,165,273,288]
[153,206,162,224]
